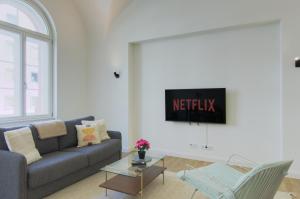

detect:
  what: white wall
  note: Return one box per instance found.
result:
[40,0,89,119]
[71,0,133,150]
[77,0,300,178]
[133,22,281,163]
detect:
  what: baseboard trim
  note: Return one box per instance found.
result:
[288,170,300,179]
[122,147,134,153]
[148,148,227,163]
[148,148,300,180]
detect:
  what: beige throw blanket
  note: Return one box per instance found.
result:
[33,120,67,139]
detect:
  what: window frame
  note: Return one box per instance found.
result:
[0,0,54,125]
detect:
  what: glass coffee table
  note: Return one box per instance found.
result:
[99,153,166,199]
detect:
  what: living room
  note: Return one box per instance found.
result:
[0,0,299,199]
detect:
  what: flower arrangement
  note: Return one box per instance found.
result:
[135,139,150,159]
[135,139,150,151]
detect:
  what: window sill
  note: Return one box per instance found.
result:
[0,116,56,128]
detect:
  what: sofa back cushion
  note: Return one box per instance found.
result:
[0,125,59,154]
[58,116,95,150]
[30,125,59,155]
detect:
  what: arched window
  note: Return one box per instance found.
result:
[0,0,54,123]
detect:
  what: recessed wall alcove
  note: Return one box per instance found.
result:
[128,21,281,163]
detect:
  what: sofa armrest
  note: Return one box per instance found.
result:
[0,150,27,199]
[107,131,122,159]
[107,131,122,140]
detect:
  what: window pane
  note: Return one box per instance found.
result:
[0,29,21,118]
[26,37,50,116]
[0,0,48,35]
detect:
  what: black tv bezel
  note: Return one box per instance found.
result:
[165,88,226,124]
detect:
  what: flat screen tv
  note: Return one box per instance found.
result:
[165,88,226,124]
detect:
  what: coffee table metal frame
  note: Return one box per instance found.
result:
[100,153,166,199]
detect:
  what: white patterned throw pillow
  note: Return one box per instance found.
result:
[4,127,42,164]
[76,124,101,147]
[81,119,110,142]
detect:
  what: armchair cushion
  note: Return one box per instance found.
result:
[177,163,243,199]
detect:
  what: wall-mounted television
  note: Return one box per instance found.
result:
[165,88,226,124]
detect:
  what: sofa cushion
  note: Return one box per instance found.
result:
[30,125,59,155]
[59,116,95,150]
[63,139,121,165]
[76,124,101,147]
[1,125,59,155]
[81,120,110,141]
[27,151,88,188]
[4,127,42,165]
[0,126,26,150]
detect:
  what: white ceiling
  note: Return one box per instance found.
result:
[72,0,132,40]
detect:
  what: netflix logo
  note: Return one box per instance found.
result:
[172,98,216,112]
[165,88,226,123]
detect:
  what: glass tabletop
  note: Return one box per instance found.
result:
[101,152,165,177]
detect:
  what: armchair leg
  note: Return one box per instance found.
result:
[190,189,197,199]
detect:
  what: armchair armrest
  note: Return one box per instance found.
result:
[227,154,258,169]
[107,130,122,140]
[0,150,27,199]
[180,164,235,197]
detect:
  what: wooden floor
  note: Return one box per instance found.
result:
[163,156,300,197]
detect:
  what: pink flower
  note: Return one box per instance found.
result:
[135,138,150,151]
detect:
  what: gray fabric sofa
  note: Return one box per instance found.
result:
[0,116,122,199]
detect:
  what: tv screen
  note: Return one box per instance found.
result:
[165,88,226,124]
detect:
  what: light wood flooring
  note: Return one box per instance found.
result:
[163,156,300,197]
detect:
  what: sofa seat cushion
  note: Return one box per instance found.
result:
[27,151,88,188]
[63,139,121,166]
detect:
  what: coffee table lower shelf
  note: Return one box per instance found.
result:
[99,165,166,197]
